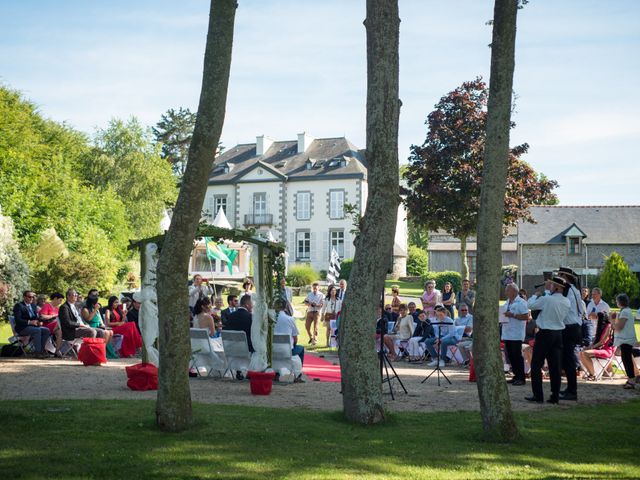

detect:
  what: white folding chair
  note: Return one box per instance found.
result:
[271,334,301,381]
[447,345,464,365]
[591,354,615,381]
[189,328,225,378]
[221,330,251,378]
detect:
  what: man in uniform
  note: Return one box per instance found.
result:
[557,267,586,401]
[526,277,570,404]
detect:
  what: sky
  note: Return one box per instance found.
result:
[1,0,639,205]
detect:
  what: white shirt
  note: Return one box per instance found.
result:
[455,314,474,340]
[528,293,570,331]
[321,298,342,317]
[564,284,586,326]
[396,314,415,340]
[188,284,213,308]
[586,299,610,319]
[304,291,324,312]
[501,296,529,341]
[274,311,300,348]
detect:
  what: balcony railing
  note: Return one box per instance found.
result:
[244,213,273,226]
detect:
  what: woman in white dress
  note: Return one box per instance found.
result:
[320,285,342,347]
[192,298,225,370]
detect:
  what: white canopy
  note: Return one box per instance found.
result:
[212,208,232,229]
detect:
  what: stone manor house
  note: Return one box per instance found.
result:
[189,133,407,279]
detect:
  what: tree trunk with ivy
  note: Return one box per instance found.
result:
[339,0,400,424]
[155,0,237,432]
[473,0,520,441]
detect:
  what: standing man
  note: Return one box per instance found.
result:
[337,279,348,301]
[557,267,586,401]
[303,282,324,345]
[502,283,529,386]
[221,294,238,327]
[456,279,476,315]
[526,277,570,404]
[13,290,51,356]
[188,274,213,312]
[585,287,610,346]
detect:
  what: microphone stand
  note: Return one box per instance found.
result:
[421,321,454,386]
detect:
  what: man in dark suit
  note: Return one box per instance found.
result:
[225,294,253,352]
[221,294,238,327]
[58,288,100,341]
[13,290,50,355]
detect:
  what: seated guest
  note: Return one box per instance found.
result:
[211,296,224,335]
[407,302,422,322]
[454,304,474,364]
[406,311,435,361]
[104,296,143,357]
[273,298,305,383]
[192,297,219,338]
[394,304,415,341]
[81,295,113,345]
[424,306,457,367]
[13,290,51,357]
[579,311,614,380]
[126,295,141,333]
[226,294,254,352]
[383,304,399,323]
[221,295,238,327]
[191,297,225,369]
[38,292,64,355]
[59,289,103,341]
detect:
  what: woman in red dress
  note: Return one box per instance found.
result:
[104,296,142,357]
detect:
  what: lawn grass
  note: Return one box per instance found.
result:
[0,399,638,479]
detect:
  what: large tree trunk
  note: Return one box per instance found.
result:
[339,0,400,424]
[155,0,237,432]
[474,0,519,441]
[459,236,469,280]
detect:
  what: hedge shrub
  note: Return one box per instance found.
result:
[286,263,320,287]
[422,271,462,293]
[407,245,429,277]
[339,259,353,281]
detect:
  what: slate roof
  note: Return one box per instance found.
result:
[518,206,640,245]
[208,137,368,185]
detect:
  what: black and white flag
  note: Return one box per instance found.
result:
[326,248,341,285]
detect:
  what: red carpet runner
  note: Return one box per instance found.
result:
[302,354,341,383]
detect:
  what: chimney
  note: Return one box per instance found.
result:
[297,132,314,154]
[256,135,273,156]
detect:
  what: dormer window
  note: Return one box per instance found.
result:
[562,223,585,256]
[305,158,316,170]
[567,237,581,255]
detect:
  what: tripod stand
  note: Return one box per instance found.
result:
[421,321,454,386]
[379,326,408,399]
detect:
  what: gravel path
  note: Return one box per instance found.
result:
[1,353,637,412]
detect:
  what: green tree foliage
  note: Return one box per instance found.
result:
[599,252,640,305]
[285,264,320,287]
[402,78,558,276]
[0,86,152,293]
[152,107,196,177]
[407,245,429,277]
[0,206,30,319]
[83,118,177,240]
